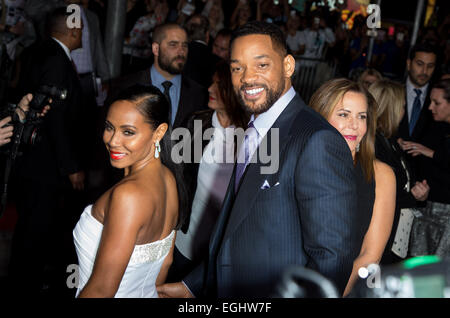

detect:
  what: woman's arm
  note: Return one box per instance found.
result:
[343,160,396,297]
[78,184,151,298]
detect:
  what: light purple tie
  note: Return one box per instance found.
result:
[235,121,257,193]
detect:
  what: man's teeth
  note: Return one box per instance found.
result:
[245,88,264,95]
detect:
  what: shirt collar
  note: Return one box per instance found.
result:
[150,65,181,89]
[52,37,72,61]
[250,86,296,138]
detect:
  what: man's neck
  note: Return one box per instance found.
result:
[154,63,176,81]
[52,35,73,52]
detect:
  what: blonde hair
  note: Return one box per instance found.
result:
[309,78,376,182]
[368,79,405,138]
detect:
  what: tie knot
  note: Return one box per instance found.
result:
[162,81,172,91]
[248,121,255,129]
[414,88,422,97]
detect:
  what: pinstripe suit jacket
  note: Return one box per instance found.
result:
[184,93,361,297]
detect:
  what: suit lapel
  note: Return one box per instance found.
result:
[221,94,304,241]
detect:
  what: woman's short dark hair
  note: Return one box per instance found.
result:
[230,21,287,57]
[112,84,188,230]
[433,79,450,102]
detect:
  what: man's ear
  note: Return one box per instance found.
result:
[406,58,411,72]
[152,42,160,57]
[284,54,296,78]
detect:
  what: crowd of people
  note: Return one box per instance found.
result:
[0,0,449,299]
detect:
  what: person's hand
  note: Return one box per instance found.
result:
[16,94,51,121]
[411,180,430,201]
[156,282,194,298]
[69,171,85,191]
[0,116,13,146]
[9,21,25,35]
[397,138,434,158]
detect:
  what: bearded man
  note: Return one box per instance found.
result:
[109,23,207,129]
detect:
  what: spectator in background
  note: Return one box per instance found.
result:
[357,68,382,90]
[397,79,450,258]
[202,0,224,38]
[348,15,369,76]
[211,28,231,60]
[370,79,430,265]
[183,14,220,87]
[0,0,36,61]
[257,0,289,25]
[123,0,169,73]
[229,0,252,30]
[285,11,305,56]
[297,13,335,67]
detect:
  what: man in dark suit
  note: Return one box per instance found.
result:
[109,23,207,130]
[397,43,448,204]
[183,14,221,88]
[158,21,360,298]
[8,7,86,296]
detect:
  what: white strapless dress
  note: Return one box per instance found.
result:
[73,204,174,298]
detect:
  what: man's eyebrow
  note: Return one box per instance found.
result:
[254,54,270,59]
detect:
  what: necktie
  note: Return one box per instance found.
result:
[235,121,258,193]
[409,88,422,136]
[162,81,173,124]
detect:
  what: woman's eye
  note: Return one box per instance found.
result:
[338,113,347,117]
[359,114,367,120]
[123,130,135,136]
[104,123,113,131]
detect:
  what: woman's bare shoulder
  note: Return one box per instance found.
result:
[106,179,156,222]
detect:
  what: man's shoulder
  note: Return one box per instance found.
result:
[289,96,335,135]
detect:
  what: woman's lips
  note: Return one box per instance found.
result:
[110,151,126,160]
[344,135,357,141]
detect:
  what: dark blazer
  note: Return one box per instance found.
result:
[108,68,208,129]
[184,93,361,297]
[17,38,85,182]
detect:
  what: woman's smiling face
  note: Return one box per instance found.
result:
[328,91,368,158]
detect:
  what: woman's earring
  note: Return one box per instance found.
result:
[356,143,360,153]
[155,140,161,159]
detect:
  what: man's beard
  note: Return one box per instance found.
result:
[236,79,285,115]
[158,54,186,75]
[409,71,430,87]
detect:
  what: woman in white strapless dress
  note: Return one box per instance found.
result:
[73,85,187,298]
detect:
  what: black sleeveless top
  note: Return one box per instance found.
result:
[354,160,375,252]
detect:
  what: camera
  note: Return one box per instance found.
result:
[1,84,67,217]
[0,84,67,145]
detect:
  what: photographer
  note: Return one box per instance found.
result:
[0,93,49,146]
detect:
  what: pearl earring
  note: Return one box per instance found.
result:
[356,143,360,153]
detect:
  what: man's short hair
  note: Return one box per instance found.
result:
[215,28,232,40]
[45,7,72,37]
[186,14,209,42]
[230,21,287,57]
[152,23,186,44]
[409,42,438,60]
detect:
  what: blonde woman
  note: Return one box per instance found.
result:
[310,78,396,297]
[369,79,429,264]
